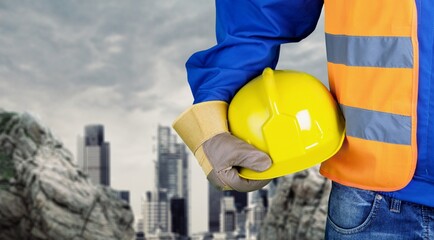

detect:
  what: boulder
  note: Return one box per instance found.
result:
[259,167,331,240]
[0,110,134,240]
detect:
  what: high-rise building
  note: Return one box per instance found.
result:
[142,189,170,234]
[170,197,187,238]
[156,126,188,199]
[235,209,247,238]
[141,126,189,238]
[220,196,236,233]
[77,124,110,186]
[245,189,269,240]
[228,191,248,213]
[208,184,223,233]
[208,183,248,233]
[156,126,189,236]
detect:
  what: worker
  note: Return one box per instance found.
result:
[173,1,434,239]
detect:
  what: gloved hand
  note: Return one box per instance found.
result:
[173,101,272,192]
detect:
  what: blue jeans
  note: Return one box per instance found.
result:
[325,182,434,240]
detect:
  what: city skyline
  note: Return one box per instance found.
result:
[73,122,273,239]
[76,123,192,236]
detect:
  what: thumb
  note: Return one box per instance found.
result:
[203,132,272,172]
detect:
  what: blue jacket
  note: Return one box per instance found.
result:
[186,0,434,207]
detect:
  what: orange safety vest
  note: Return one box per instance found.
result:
[319,0,419,191]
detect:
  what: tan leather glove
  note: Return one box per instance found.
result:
[173,101,272,192]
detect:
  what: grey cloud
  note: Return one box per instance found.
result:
[0,0,214,112]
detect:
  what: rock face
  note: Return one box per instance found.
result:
[259,167,331,240]
[0,110,134,240]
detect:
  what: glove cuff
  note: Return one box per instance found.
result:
[172,101,229,153]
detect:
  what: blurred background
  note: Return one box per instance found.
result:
[0,1,327,239]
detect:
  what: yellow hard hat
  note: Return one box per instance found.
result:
[228,68,345,180]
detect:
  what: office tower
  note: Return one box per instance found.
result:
[140,126,189,238]
[235,209,247,237]
[208,183,248,233]
[228,191,248,213]
[170,197,187,238]
[86,125,110,186]
[142,189,170,234]
[156,126,188,199]
[220,196,236,233]
[266,178,280,207]
[208,184,223,233]
[76,125,110,185]
[245,189,269,240]
[156,126,189,236]
[77,124,110,186]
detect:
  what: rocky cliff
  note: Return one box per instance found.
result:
[0,110,134,240]
[259,167,331,240]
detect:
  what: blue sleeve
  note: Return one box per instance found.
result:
[186,0,324,104]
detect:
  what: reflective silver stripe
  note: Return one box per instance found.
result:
[326,34,413,68]
[341,105,411,145]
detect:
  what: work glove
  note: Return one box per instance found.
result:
[173,101,272,192]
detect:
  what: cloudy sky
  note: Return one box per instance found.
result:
[0,0,326,234]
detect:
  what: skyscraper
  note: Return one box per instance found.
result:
[140,126,189,238]
[245,189,269,240]
[208,185,223,233]
[170,197,187,237]
[208,183,248,233]
[142,189,170,234]
[155,126,189,237]
[77,124,110,186]
[156,126,188,199]
[220,196,236,233]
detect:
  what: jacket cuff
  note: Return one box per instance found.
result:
[172,101,229,153]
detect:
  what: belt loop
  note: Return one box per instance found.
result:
[390,198,402,213]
